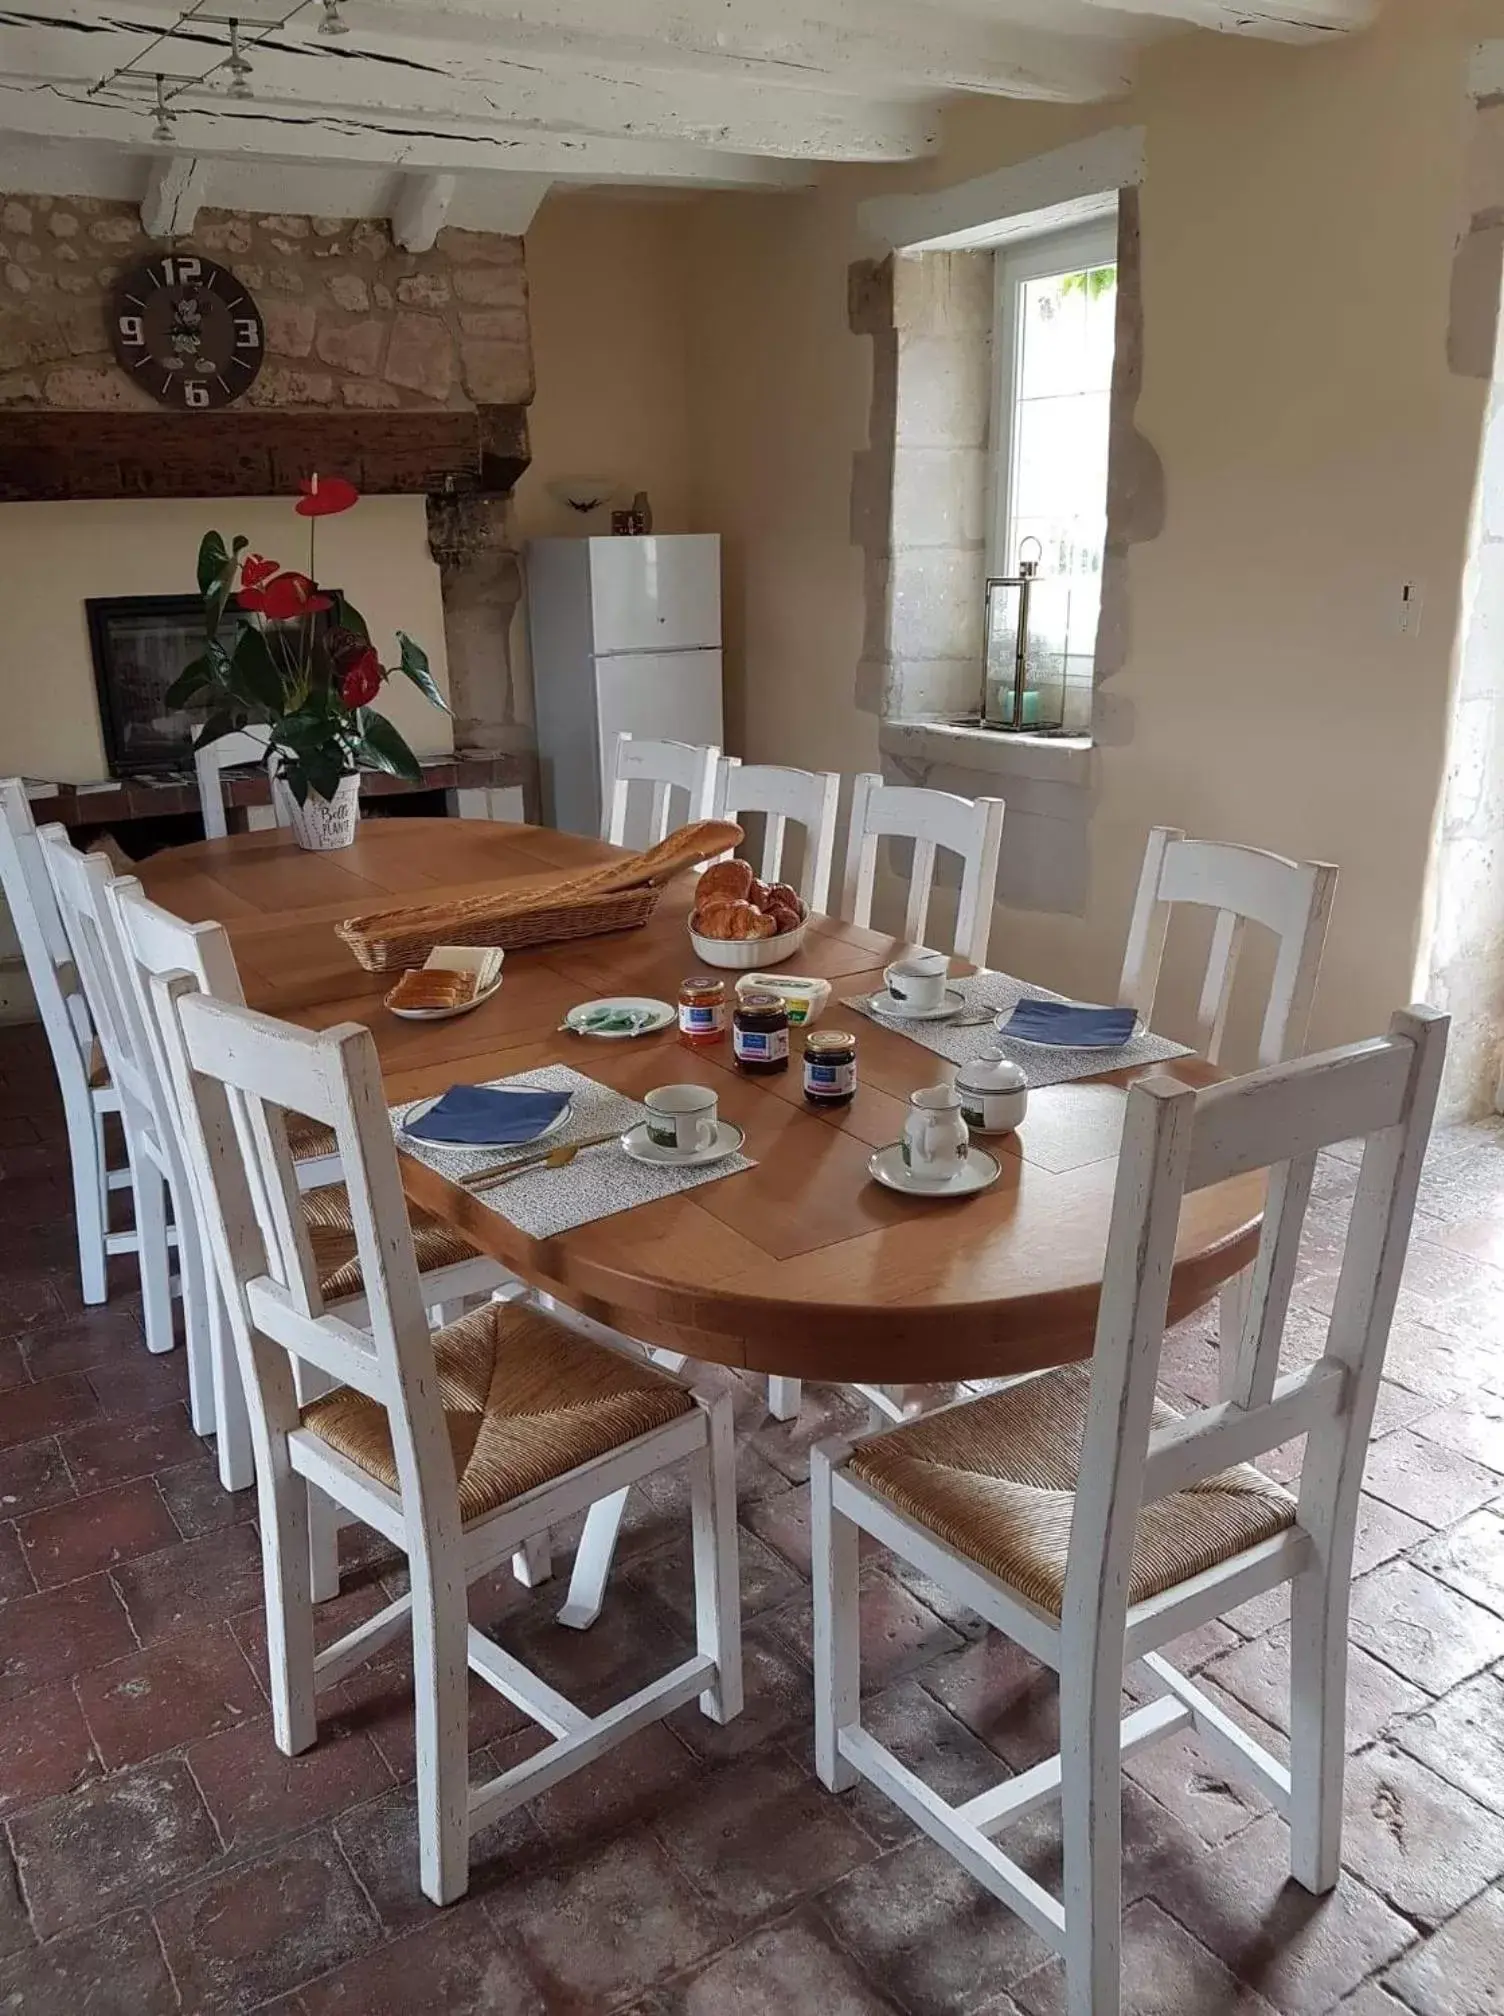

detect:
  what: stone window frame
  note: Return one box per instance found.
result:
[854,128,1160,801]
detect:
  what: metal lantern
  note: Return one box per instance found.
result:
[981,538,1068,734]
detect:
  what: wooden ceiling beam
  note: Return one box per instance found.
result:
[0,80,816,189]
[1071,0,1375,39]
[139,154,212,238]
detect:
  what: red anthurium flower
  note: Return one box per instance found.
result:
[295,473,360,518]
[339,647,382,709]
[258,571,333,622]
[240,553,278,589]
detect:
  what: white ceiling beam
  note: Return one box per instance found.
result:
[1072,0,1375,39]
[0,20,942,162]
[390,171,454,250]
[139,152,212,238]
[0,84,816,190]
[10,0,1136,107]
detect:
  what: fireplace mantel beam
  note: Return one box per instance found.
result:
[0,406,529,504]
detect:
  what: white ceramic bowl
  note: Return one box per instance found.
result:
[688,920,809,970]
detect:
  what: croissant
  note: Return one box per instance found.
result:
[765,882,803,917]
[722,900,765,940]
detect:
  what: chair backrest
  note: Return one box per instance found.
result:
[155,974,459,1540]
[37,826,176,1163]
[603,734,719,847]
[841,774,1006,966]
[1119,827,1338,1068]
[196,729,280,842]
[714,760,840,912]
[112,879,248,1010]
[0,780,95,1103]
[1062,1005,1446,1657]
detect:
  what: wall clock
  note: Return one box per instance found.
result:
[111,254,265,410]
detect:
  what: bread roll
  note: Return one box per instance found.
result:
[697,858,755,905]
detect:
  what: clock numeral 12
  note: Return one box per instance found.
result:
[184,381,211,409]
[161,256,201,288]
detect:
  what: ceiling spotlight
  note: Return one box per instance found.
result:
[226,19,254,98]
[318,0,349,35]
[151,73,176,142]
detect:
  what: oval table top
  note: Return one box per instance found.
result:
[138,817,1264,1384]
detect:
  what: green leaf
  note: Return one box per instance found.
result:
[395,631,450,714]
[332,593,370,643]
[164,655,214,709]
[229,626,288,715]
[197,532,228,599]
[302,749,348,806]
[358,710,424,784]
[200,534,248,637]
[191,706,247,753]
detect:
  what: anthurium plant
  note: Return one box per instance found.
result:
[166,473,449,806]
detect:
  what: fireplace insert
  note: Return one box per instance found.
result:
[85,593,336,777]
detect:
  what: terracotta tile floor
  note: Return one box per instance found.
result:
[0,1015,1502,2014]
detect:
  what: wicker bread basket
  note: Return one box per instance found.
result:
[336,818,741,975]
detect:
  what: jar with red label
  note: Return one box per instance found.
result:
[732,990,790,1073]
[678,975,726,1047]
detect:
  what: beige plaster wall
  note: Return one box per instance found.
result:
[685,4,1497,1062]
[0,493,453,783]
[516,193,695,542]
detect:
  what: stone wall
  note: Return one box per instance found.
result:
[0,195,531,412]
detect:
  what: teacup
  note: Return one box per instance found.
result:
[955,1051,1029,1136]
[883,951,950,1014]
[644,1084,719,1154]
[901,1084,970,1182]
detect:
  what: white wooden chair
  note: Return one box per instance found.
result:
[714,759,841,913]
[154,973,742,1905]
[812,1004,1447,2016]
[39,826,214,1428]
[603,733,718,847]
[113,878,522,1578]
[0,779,135,1305]
[841,774,1006,968]
[1119,827,1338,1070]
[196,729,283,841]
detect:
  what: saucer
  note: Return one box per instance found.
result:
[870,987,968,1024]
[621,1119,746,1168]
[564,997,675,1039]
[868,1142,1001,1198]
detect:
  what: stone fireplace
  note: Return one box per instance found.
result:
[0,191,538,818]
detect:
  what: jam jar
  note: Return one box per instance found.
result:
[678,975,727,1047]
[803,1029,857,1108]
[732,990,790,1073]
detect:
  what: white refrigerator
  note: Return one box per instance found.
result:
[526,535,723,837]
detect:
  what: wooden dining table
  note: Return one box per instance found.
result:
[137,816,1263,1386]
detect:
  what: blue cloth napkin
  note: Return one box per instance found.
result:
[404,1084,572,1147]
[1000,998,1140,1049]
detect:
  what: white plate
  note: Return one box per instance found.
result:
[564,996,676,1039]
[868,1141,1001,1198]
[869,987,969,1024]
[620,1118,746,1168]
[400,1092,572,1154]
[387,972,505,1023]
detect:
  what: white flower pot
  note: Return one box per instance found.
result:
[272,769,361,851]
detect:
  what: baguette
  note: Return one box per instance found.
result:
[340,819,744,945]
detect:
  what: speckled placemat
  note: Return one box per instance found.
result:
[842,972,1193,1089]
[392,1064,754,1238]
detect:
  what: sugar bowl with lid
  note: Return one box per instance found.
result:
[954,1050,1028,1136]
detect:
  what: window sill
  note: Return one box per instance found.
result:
[879,717,1095,788]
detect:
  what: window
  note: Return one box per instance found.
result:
[989,221,1118,729]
